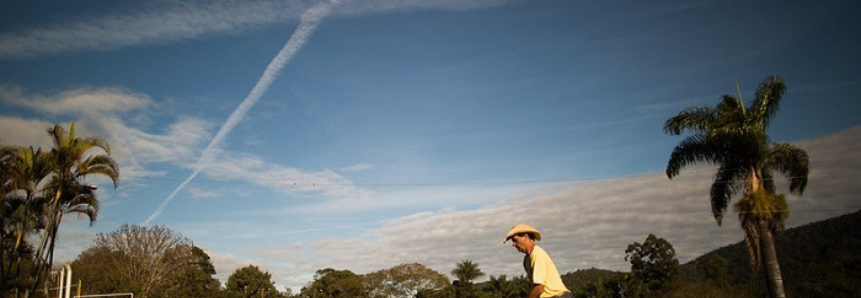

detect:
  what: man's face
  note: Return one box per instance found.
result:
[510,233,532,254]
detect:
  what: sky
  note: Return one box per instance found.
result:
[1,0,860,291]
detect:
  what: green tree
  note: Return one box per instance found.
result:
[300,268,367,298]
[451,260,484,283]
[162,246,222,298]
[663,75,809,298]
[485,275,530,298]
[625,234,679,291]
[33,122,120,292]
[451,260,484,298]
[225,265,280,298]
[1,146,51,294]
[1,122,119,295]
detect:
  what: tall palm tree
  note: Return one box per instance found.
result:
[30,122,120,292]
[663,75,808,298]
[2,146,52,293]
[451,259,485,283]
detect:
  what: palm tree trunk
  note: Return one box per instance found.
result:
[758,219,786,298]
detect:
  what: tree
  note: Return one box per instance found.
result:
[1,146,52,295]
[485,275,530,298]
[451,260,484,284]
[73,224,195,298]
[162,246,222,298]
[664,75,809,298]
[450,260,484,298]
[300,268,367,298]
[1,122,120,295]
[225,265,280,298]
[364,263,449,298]
[625,234,679,291]
[33,122,120,292]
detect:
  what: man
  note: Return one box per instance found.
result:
[504,223,571,298]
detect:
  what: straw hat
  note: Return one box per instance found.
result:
[504,223,541,243]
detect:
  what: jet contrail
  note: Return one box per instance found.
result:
[143,1,338,225]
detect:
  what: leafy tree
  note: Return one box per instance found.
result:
[663,75,808,298]
[625,234,679,291]
[300,268,367,298]
[364,263,449,298]
[162,246,222,298]
[72,224,195,298]
[225,265,280,298]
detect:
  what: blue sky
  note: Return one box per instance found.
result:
[1,0,859,290]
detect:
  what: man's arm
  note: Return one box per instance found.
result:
[528,284,544,298]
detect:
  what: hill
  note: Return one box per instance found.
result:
[552,210,861,297]
[681,209,861,297]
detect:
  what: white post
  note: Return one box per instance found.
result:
[58,267,65,298]
[64,264,73,298]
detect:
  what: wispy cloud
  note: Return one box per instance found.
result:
[338,163,375,172]
[0,0,511,59]
[0,85,151,113]
[0,86,212,179]
[195,149,371,200]
[0,1,309,59]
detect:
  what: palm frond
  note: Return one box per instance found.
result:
[663,107,716,135]
[709,163,746,225]
[767,143,809,195]
[751,76,785,128]
[666,135,719,178]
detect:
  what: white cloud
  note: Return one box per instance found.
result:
[338,163,375,172]
[187,186,223,199]
[198,149,372,200]
[0,85,151,114]
[0,1,310,59]
[0,116,53,148]
[0,0,512,59]
[0,86,212,180]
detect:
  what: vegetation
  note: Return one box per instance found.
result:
[364,263,450,298]
[72,225,221,298]
[300,268,368,298]
[225,265,282,298]
[625,234,679,291]
[1,122,119,297]
[663,75,809,298]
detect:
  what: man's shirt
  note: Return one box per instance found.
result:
[524,245,570,298]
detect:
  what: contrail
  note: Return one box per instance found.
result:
[143,1,338,225]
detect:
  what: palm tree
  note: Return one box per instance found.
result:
[663,75,808,298]
[451,259,485,283]
[1,147,52,250]
[30,122,120,292]
[1,146,52,293]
